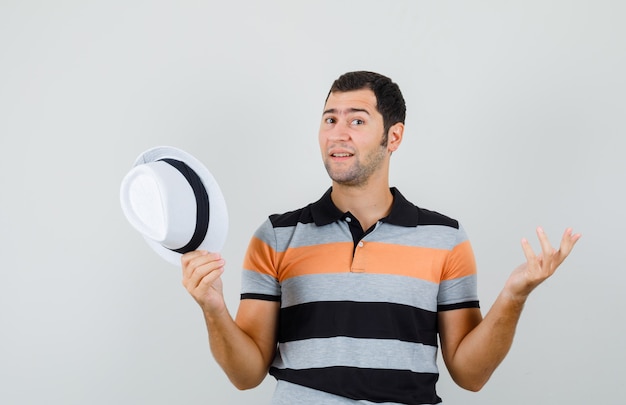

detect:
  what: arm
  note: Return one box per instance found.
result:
[439,227,581,391]
[182,251,279,390]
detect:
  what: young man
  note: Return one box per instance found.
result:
[182,71,581,404]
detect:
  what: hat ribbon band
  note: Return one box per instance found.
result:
[159,158,210,254]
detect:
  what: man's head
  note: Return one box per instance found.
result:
[319,72,405,188]
[326,71,406,142]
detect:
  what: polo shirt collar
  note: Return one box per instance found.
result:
[310,187,419,227]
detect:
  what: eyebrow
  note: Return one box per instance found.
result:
[322,107,371,116]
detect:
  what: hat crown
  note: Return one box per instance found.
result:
[121,161,197,249]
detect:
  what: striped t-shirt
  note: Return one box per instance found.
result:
[241,187,479,404]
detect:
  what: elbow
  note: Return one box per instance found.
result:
[446,357,497,392]
[461,380,487,393]
[233,382,258,391]
[451,373,491,393]
[230,374,267,391]
[231,379,262,391]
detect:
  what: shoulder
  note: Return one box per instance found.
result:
[268,203,315,228]
[390,188,459,230]
[251,204,317,251]
[416,206,460,229]
[265,188,335,228]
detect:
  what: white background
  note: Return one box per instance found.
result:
[1,1,624,404]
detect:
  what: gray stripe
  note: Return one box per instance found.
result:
[240,269,281,297]
[254,220,352,252]
[366,223,467,250]
[272,336,439,374]
[281,273,439,311]
[438,274,479,305]
[252,219,278,249]
[257,218,469,252]
[277,221,351,251]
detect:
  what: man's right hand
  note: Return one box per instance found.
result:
[181,251,227,315]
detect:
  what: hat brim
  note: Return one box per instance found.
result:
[130,146,229,266]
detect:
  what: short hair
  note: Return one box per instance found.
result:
[326,71,406,139]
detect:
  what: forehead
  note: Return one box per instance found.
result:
[323,89,379,114]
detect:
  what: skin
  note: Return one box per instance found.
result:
[319,89,404,229]
[181,88,581,392]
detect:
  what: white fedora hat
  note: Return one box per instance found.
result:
[120,146,228,266]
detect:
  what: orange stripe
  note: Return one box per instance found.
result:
[242,236,278,277]
[275,242,354,282]
[441,239,477,280]
[358,240,476,281]
[243,238,476,283]
[353,242,447,282]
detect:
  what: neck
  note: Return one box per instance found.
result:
[330,181,394,230]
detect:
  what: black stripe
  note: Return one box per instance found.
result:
[279,301,438,347]
[159,158,209,254]
[270,366,441,404]
[240,293,281,302]
[437,301,480,312]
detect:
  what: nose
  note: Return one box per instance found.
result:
[327,121,350,142]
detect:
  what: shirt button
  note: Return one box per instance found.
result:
[358,241,364,247]
[345,217,352,222]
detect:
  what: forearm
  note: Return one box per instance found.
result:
[442,227,580,391]
[204,307,271,390]
[445,291,526,391]
[181,251,278,389]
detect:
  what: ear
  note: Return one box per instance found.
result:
[387,123,404,153]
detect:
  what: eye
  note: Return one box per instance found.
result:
[351,119,364,125]
[324,117,335,124]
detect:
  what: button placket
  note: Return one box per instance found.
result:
[351,239,366,273]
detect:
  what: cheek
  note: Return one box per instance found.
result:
[317,136,326,156]
[318,130,327,148]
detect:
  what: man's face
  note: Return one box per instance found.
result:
[319,89,389,187]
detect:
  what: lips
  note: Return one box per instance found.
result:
[329,147,355,158]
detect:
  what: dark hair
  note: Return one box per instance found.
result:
[326,71,406,140]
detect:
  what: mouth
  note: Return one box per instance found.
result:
[331,152,354,158]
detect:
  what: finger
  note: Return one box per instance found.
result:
[182,252,206,283]
[182,258,213,290]
[181,250,208,271]
[189,253,222,274]
[188,256,225,288]
[199,265,225,288]
[536,227,557,260]
[182,251,220,278]
[557,228,582,258]
[520,237,537,264]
